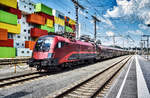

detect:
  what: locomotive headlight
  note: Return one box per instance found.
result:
[48,53,53,58]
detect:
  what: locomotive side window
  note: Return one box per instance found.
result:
[58,42,61,48]
[56,42,69,48]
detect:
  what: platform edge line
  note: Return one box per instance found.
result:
[136,55,150,98]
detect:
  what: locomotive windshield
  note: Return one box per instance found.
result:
[34,38,53,52]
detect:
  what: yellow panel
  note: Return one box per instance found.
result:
[69,19,76,25]
[46,19,53,27]
[0,0,17,9]
[0,22,20,34]
[55,17,65,26]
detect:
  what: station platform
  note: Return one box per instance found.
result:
[106,55,150,98]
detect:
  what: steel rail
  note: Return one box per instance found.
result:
[0,72,48,88]
[0,58,29,65]
[51,56,131,98]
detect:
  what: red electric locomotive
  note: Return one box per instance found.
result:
[28,35,100,70]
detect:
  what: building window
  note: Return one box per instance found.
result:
[28,30,30,34]
[28,37,31,40]
[17,36,20,38]
[16,43,19,46]
[24,29,26,32]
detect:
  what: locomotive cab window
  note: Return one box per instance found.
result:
[34,38,54,52]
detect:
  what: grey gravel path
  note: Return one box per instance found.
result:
[0,63,37,79]
[0,56,128,98]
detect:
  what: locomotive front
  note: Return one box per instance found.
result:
[28,35,59,70]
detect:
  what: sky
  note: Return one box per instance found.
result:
[32,0,150,48]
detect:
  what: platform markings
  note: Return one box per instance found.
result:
[136,55,150,98]
[116,56,134,98]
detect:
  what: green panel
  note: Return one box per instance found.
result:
[0,10,17,25]
[65,26,73,32]
[0,47,16,58]
[35,3,52,16]
[38,24,55,32]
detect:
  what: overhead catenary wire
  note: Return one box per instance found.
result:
[34,0,136,48]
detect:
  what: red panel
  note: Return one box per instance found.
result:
[65,22,69,26]
[69,24,72,28]
[31,28,48,38]
[72,24,76,31]
[33,52,48,60]
[8,7,21,19]
[70,33,75,37]
[38,12,54,21]
[0,39,13,47]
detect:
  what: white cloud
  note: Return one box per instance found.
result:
[79,10,86,16]
[106,31,114,36]
[104,0,150,24]
[97,16,115,29]
[127,30,143,35]
[96,26,99,30]
[102,37,123,47]
[138,24,148,30]
[90,20,94,24]
[102,36,136,48]
[105,6,121,18]
[102,40,113,46]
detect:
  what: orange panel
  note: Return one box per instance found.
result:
[0,28,8,40]
[27,14,45,25]
[25,41,36,50]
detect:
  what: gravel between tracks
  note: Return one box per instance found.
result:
[0,56,129,98]
[0,63,37,79]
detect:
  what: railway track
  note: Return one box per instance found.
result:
[49,56,132,98]
[0,72,48,88]
[0,58,29,65]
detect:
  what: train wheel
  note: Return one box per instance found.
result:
[37,68,42,72]
[36,66,42,72]
[60,63,65,69]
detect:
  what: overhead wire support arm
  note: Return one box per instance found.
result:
[92,15,101,41]
[71,0,85,10]
[71,0,85,40]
